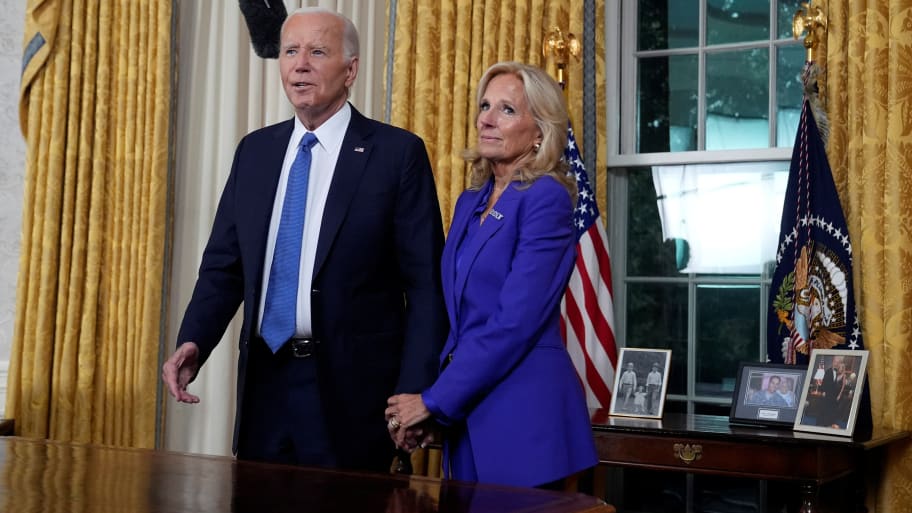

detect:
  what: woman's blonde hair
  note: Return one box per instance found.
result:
[463,61,576,203]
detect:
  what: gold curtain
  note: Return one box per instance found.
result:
[7,0,173,448]
[389,0,606,230]
[389,0,605,476]
[824,1,912,510]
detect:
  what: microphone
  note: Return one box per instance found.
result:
[239,0,288,59]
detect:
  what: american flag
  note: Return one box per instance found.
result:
[560,126,618,409]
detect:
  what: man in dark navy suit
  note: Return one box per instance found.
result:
[162,7,447,473]
[818,356,848,428]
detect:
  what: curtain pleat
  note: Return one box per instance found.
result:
[8,0,173,449]
[824,1,912,511]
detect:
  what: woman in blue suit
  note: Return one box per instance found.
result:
[385,61,597,488]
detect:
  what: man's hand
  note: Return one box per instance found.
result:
[162,342,201,403]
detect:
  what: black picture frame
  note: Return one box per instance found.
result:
[729,362,804,428]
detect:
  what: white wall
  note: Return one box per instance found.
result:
[0,0,28,415]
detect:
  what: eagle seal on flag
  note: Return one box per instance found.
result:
[771,233,853,359]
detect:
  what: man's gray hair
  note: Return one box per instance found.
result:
[282,7,360,62]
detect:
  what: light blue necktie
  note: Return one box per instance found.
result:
[261,132,319,352]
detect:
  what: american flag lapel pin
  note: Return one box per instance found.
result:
[354,146,365,152]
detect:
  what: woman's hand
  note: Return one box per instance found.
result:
[386,393,433,450]
[386,393,431,429]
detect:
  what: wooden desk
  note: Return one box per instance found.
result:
[590,411,908,513]
[0,436,613,513]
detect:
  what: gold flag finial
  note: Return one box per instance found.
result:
[542,26,580,90]
[793,2,827,62]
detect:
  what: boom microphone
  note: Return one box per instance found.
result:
[239,0,288,59]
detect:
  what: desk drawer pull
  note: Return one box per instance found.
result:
[673,443,702,464]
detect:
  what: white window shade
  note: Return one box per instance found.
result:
[652,162,789,274]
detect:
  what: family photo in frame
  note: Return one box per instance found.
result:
[609,348,671,419]
[729,362,804,427]
[794,349,869,436]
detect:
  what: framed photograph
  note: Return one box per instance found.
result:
[794,349,869,437]
[609,348,671,419]
[729,362,804,427]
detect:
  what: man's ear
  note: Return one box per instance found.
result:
[240,0,288,59]
[345,56,359,88]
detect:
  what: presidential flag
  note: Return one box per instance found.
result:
[767,97,863,365]
[561,126,618,409]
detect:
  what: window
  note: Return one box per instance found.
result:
[607,0,804,412]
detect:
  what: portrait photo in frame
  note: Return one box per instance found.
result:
[729,362,804,428]
[609,348,671,419]
[794,349,869,437]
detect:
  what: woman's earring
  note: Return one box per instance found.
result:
[533,142,541,153]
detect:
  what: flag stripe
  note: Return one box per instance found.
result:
[561,303,597,405]
[560,308,599,406]
[563,290,613,407]
[572,237,617,375]
[563,291,614,396]
[589,220,615,299]
[577,228,618,362]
